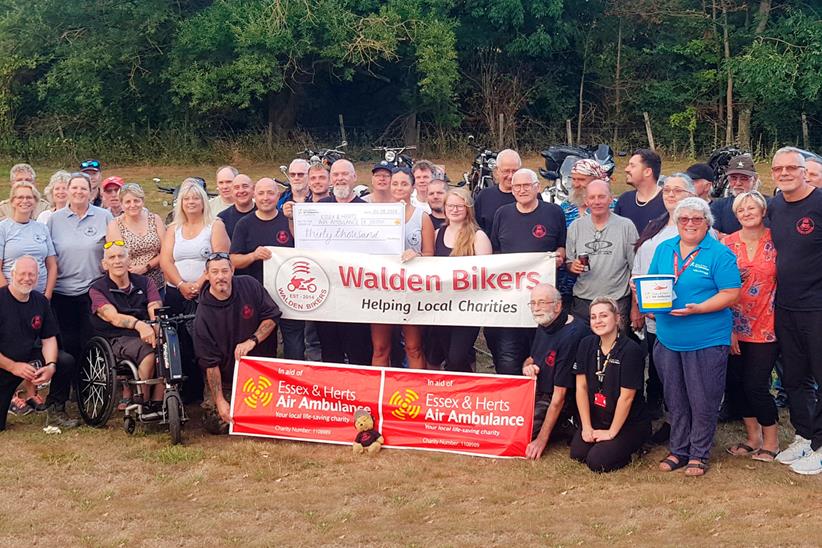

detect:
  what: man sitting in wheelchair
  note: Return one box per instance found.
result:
[89,241,163,410]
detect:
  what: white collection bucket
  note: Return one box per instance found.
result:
[633,274,676,313]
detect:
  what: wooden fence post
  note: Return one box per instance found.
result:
[643,112,656,151]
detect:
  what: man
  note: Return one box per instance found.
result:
[567,180,639,326]
[217,173,256,238]
[806,156,822,188]
[100,176,124,216]
[80,159,103,205]
[89,242,162,408]
[559,159,613,228]
[767,147,822,475]
[230,178,304,360]
[685,163,715,203]
[522,283,590,459]
[209,165,238,216]
[277,159,312,208]
[193,253,281,433]
[363,161,393,203]
[411,160,435,213]
[488,168,566,376]
[614,148,665,234]
[426,178,447,230]
[0,256,77,429]
[710,154,760,235]
[0,164,51,219]
[307,163,331,202]
[320,160,367,204]
[474,149,521,235]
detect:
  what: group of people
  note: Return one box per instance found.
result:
[0,147,820,478]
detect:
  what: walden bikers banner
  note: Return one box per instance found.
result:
[262,248,556,327]
[230,358,535,458]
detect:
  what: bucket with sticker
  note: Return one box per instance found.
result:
[633,274,676,313]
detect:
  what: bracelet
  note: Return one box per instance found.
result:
[45,362,57,368]
[250,334,259,345]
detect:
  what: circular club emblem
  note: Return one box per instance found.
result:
[276,230,290,245]
[407,229,421,247]
[83,226,98,238]
[241,304,254,320]
[545,350,556,367]
[31,315,42,330]
[532,224,547,238]
[199,246,211,258]
[33,232,46,243]
[796,217,815,236]
[275,256,330,312]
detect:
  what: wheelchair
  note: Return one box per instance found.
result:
[76,307,194,444]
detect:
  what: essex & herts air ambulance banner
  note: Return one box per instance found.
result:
[230,357,535,458]
[263,248,556,327]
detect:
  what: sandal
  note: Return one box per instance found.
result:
[684,459,709,477]
[659,454,687,472]
[726,442,759,456]
[117,398,131,411]
[751,448,778,462]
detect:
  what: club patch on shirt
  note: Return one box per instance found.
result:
[276,230,290,244]
[241,304,254,319]
[532,224,547,238]
[545,350,556,367]
[31,315,42,330]
[83,226,98,238]
[796,216,815,236]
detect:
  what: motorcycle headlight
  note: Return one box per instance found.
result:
[487,158,496,169]
[385,151,396,162]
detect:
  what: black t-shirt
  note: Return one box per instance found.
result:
[529,315,590,396]
[767,188,822,310]
[573,335,647,430]
[430,214,446,231]
[490,201,566,254]
[475,185,515,236]
[230,212,294,283]
[709,197,740,235]
[614,190,666,234]
[318,195,366,203]
[0,287,59,363]
[218,205,257,239]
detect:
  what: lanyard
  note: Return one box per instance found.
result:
[673,249,700,283]
[595,337,617,389]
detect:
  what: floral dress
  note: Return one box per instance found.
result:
[723,229,777,343]
[117,210,164,289]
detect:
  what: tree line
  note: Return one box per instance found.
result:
[0,0,819,163]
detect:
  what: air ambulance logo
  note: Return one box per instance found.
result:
[242,376,274,409]
[388,388,421,420]
[275,257,330,312]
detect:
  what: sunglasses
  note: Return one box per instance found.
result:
[103,240,125,249]
[80,160,101,170]
[205,252,231,264]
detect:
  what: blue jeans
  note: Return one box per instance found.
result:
[653,341,729,461]
[278,318,305,361]
[486,327,534,376]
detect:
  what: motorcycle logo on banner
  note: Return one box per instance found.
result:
[275,256,330,311]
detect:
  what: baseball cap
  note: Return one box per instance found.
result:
[102,176,124,190]
[372,161,394,174]
[685,163,715,182]
[80,159,101,172]
[725,154,756,177]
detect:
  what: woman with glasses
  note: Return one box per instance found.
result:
[36,171,71,225]
[424,188,491,372]
[160,179,229,403]
[106,183,166,295]
[648,197,741,476]
[721,191,780,462]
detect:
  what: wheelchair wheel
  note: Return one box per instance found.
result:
[166,393,183,445]
[123,416,137,435]
[77,336,118,427]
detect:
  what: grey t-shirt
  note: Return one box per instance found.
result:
[0,219,56,293]
[48,205,113,296]
[567,213,638,300]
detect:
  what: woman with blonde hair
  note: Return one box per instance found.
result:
[424,187,492,371]
[36,171,72,224]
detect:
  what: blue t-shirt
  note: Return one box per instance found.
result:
[648,234,740,351]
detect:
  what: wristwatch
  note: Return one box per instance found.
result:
[249,335,259,345]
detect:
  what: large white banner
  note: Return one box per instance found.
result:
[263,248,556,327]
[293,202,405,255]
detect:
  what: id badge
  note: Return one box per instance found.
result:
[594,392,607,408]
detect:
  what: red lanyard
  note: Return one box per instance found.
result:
[673,249,700,283]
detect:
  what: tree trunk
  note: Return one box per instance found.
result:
[577,34,589,145]
[269,86,299,138]
[613,18,623,145]
[737,107,751,151]
[755,0,771,34]
[722,2,733,146]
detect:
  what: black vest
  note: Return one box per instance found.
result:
[90,273,152,338]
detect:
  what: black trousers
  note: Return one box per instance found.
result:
[165,285,203,404]
[726,341,779,427]
[570,420,651,472]
[485,326,535,376]
[775,307,822,450]
[0,350,74,430]
[532,392,577,442]
[425,325,479,372]
[316,321,372,366]
[645,331,664,406]
[51,292,92,367]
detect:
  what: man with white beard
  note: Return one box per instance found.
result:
[521,283,590,459]
[319,160,367,204]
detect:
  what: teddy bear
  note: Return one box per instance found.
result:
[352,408,384,454]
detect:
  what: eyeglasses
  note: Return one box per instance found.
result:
[289,172,307,177]
[205,252,231,264]
[677,216,706,226]
[662,187,693,196]
[528,300,557,308]
[103,240,125,249]
[445,204,466,211]
[511,184,536,191]
[771,165,805,175]
[80,160,101,170]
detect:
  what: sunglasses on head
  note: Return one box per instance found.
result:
[205,252,231,264]
[80,160,101,170]
[103,240,125,249]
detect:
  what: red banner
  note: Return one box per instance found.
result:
[230,357,535,458]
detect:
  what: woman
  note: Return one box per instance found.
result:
[36,171,71,224]
[160,179,229,403]
[571,298,650,472]
[722,191,779,462]
[648,197,740,476]
[371,167,434,369]
[107,183,166,293]
[0,181,59,414]
[631,173,696,420]
[425,188,492,371]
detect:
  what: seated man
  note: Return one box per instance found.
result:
[522,283,590,459]
[0,256,77,429]
[193,253,281,434]
[89,242,163,408]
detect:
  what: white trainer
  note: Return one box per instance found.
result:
[775,435,812,465]
[789,448,822,476]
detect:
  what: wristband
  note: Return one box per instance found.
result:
[250,334,259,345]
[46,362,57,368]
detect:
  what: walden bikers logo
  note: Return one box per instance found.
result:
[275,257,330,312]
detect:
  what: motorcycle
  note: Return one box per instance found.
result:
[538,144,616,204]
[460,135,497,197]
[707,146,747,198]
[372,145,416,170]
[301,140,348,168]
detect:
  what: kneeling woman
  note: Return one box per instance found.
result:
[571,298,651,472]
